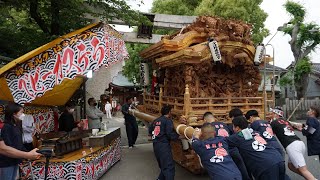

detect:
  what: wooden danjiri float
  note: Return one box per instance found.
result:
[130,16,270,174]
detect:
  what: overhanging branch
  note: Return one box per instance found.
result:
[300,43,318,59]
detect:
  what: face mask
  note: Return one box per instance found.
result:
[16,113,25,120]
[69,109,75,113]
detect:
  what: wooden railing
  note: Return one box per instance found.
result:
[143,85,266,121]
[189,97,264,120]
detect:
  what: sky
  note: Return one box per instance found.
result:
[114,0,320,69]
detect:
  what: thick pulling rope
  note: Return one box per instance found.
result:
[176,124,187,135]
[184,126,193,140]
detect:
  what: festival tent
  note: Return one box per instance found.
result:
[0,22,128,106]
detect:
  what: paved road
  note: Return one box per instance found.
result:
[102,116,320,180]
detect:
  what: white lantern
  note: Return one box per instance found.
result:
[208,39,222,63]
[254,44,265,66]
[140,63,150,86]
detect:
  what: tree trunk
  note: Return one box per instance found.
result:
[29,0,50,34]
[50,0,60,35]
[294,73,309,99]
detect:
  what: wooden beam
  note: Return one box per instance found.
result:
[85,5,197,29]
[120,32,163,44]
[110,14,197,29]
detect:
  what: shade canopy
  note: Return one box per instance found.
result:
[0,23,128,106]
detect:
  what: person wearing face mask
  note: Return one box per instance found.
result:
[122,96,139,148]
[86,98,104,130]
[0,103,28,180]
[59,102,81,132]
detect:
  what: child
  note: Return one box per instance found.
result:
[227,116,285,180]
[192,123,242,180]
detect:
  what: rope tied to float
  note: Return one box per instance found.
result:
[176,124,187,135]
[184,126,193,141]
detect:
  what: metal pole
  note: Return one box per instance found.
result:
[265,44,275,108]
[263,46,267,120]
[83,79,87,119]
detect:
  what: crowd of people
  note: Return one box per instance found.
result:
[0,95,139,179]
[1,98,319,180]
[149,105,320,180]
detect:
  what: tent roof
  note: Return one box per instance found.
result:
[0,24,98,106]
[110,71,139,87]
[0,23,99,77]
[0,23,127,106]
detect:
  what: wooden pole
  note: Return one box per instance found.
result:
[129,109,195,139]
[287,98,304,121]
[159,87,163,115]
[184,84,191,116]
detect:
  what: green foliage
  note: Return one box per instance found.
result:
[280,1,320,98]
[0,0,146,58]
[152,0,269,44]
[296,23,320,48]
[281,1,320,54]
[124,0,270,81]
[294,57,311,81]
[284,1,306,23]
[151,0,195,16]
[195,0,269,43]
[122,44,150,83]
[279,58,311,87]
[279,72,293,87]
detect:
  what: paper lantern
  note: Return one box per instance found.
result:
[254,44,265,66]
[140,63,150,86]
[208,39,222,63]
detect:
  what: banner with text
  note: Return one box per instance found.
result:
[5,23,128,104]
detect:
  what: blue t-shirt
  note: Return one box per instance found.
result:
[149,116,179,144]
[211,122,232,137]
[250,120,283,155]
[227,130,284,179]
[302,117,320,156]
[192,136,241,180]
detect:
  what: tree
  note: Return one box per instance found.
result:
[123,43,150,83]
[123,0,269,82]
[280,1,320,98]
[0,0,146,58]
[152,0,269,44]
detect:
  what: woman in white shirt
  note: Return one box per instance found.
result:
[22,114,35,151]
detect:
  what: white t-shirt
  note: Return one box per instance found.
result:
[105,103,112,111]
[22,114,35,144]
